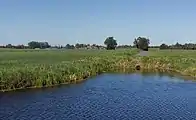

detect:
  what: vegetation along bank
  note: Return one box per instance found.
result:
[1,36,196,92]
[0,49,196,92]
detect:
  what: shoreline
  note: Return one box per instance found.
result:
[1,55,196,92]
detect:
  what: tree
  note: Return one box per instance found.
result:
[28,41,50,49]
[160,43,168,49]
[133,37,150,51]
[28,41,40,49]
[6,44,13,48]
[104,37,117,50]
[65,44,74,49]
[15,44,25,49]
[70,45,75,49]
[65,44,71,49]
[133,38,139,48]
[75,43,80,49]
[117,45,131,49]
[40,42,50,49]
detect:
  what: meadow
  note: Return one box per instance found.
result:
[1,48,196,91]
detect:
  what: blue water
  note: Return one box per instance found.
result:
[1,73,196,120]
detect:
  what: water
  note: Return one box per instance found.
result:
[1,72,196,120]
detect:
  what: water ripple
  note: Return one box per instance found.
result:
[1,73,196,120]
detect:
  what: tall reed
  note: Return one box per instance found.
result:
[0,50,196,91]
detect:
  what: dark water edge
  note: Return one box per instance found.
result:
[1,72,196,120]
[1,70,195,93]
[107,71,196,81]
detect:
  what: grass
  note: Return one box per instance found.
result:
[147,48,196,76]
[149,48,196,57]
[0,49,137,91]
[1,48,196,92]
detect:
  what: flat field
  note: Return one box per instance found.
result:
[148,48,196,58]
[0,49,134,65]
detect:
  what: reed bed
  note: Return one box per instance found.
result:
[0,49,196,91]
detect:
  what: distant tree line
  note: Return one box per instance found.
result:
[74,43,105,49]
[4,36,196,51]
[0,44,29,49]
[0,36,149,50]
[117,45,132,49]
[0,42,105,50]
[160,42,196,50]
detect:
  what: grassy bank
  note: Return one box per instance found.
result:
[0,49,137,91]
[0,49,196,91]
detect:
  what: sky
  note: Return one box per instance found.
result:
[0,0,196,46]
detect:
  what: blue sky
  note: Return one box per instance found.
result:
[0,0,196,46]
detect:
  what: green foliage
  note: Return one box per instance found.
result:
[160,43,169,49]
[160,42,196,50]
[104,37,117,50]
[28,41,50,49]
[117,45,132,49]
[133,37,150,50]
[6,44,13,48]
[65,44,75,49]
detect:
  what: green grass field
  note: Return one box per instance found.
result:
[1,48,196,91]
[0,49,133,62]
[0,49,138,91]
[0,49,136,69]
[149,48,196,58]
